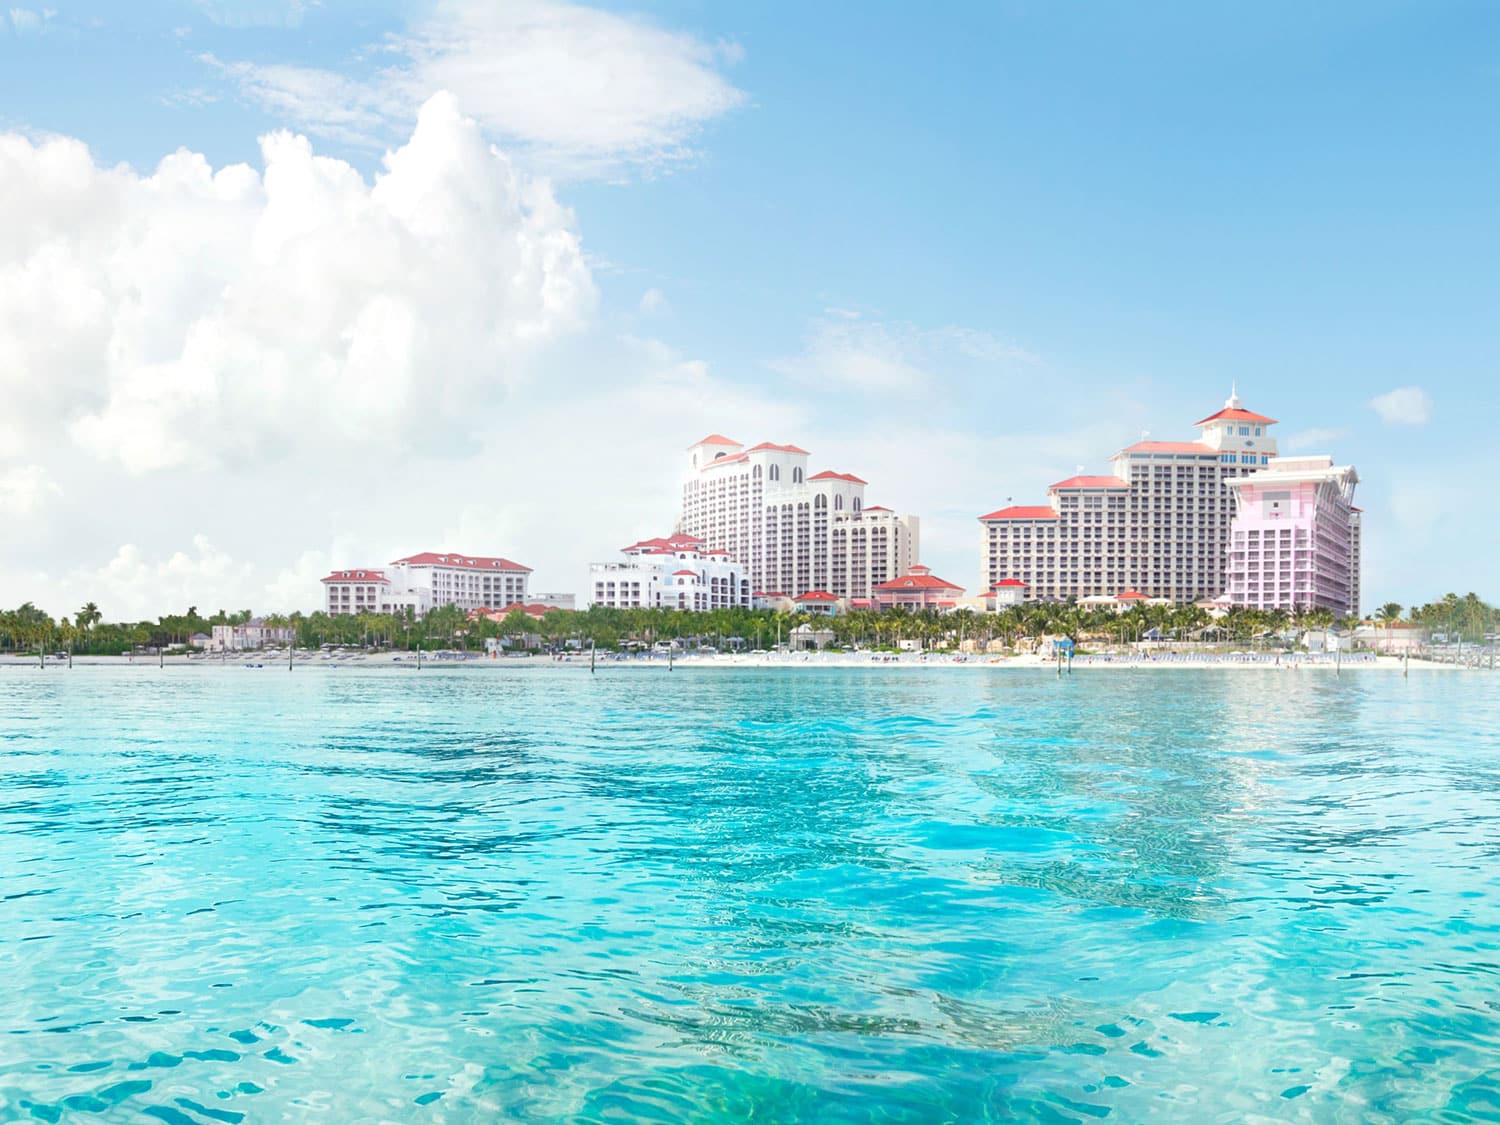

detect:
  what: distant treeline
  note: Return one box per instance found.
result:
[5,596,1492,656]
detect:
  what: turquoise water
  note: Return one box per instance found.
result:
[2,666,1498,1122]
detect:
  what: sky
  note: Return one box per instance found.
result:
[1,0,1496,620]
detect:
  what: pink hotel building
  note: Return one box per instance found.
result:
[979,391,1362,615]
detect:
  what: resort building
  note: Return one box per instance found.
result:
[872,565,965,611]
[321,552,532,617]
[792,590,846,617]
[590,533,751,611]
[677,436,920,600]
[211,619,294,651]
[979,389,1301,604]
[1223,455,1360,616]
[966,579,1029,612]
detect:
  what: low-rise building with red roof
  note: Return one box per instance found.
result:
[872,565,965,611]
[322,552,534,617]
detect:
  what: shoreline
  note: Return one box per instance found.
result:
[0,652,1466,672]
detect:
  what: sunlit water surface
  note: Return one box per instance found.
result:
[2,666,1498,1122]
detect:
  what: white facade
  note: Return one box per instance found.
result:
[677,436,919,599]
[590,533,751,611]
[212,619,294,651]
[322,552,531,617]
[980,390,1283,603]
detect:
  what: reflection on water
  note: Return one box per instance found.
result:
[1,666,1498,1122]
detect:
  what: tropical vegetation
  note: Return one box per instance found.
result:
[6,593,1493,658]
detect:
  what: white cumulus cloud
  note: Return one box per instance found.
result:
[0,464,60,516]
[209,0,746,176]
[0,92,595,473]
[1369,386,1432,426]
[45,536,258,621]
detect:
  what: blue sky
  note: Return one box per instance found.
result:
[1,0,1495,616]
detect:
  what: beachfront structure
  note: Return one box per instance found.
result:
[211,619,294,652]
[677,436,919,600]
[590,533,751,611]
[872,565,965,611]
[979,389,1289,604]
[321,552,531,617]
[793,590,846,617]
[1223,455,1360,615]
[966,579,1029,612]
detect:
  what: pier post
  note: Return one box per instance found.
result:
[591,641,596,674]
[289,642,294,671]
[417,643,422,670]
[159,646,164,670]
[68,645,72,669]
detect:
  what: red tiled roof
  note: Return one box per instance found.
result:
[862,505,892,512]
[1050,475,1129,490]
[794,590,839,602]
[993,578,1028,587]
[496,602,566,617]
[978,505,1058,521]
[1119,441,1217,455]
[672,569,699,577]
[701,452,749,468]
[1116,590,1149,600]
[873,570,963,592]
[809,470,868,484]
[321,569,389,584]
[691,434,741,448]
[624,534,704,552]
[1195,407,1277,426]
[392,552,531,572]
[745,441,810,455]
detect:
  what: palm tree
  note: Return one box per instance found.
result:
[1374,602,1403,652]
[73,602,102,652]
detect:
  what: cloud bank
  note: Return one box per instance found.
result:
[0,92,594,474]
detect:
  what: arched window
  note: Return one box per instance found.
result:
[793,467,803,484]
[815,494,826,509]
[835,494,844,510]
[853,498,861,512]
[752,464,761,479]
[769,464,780,482]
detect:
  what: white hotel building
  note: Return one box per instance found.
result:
[590,533,751,611]
[677,435,919,599]
[321,552,532,617]
[979,391,1333,605]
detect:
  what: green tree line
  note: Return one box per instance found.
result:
[8,595,1492,657]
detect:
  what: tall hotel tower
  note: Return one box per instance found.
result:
[676,435,919,599]
[1224,456,1361,617]
[979,390,1290,604]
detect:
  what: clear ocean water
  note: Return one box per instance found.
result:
[2,665,1498,1123]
